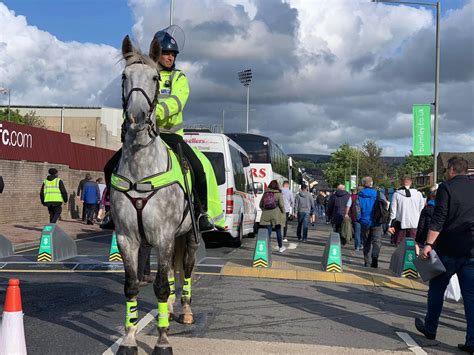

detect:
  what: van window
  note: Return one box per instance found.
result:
[202,152,226,186]
[229,146,246,192]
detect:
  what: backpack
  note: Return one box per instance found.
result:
[371,191,390,225]
[351,196,361,220]
[262,191,278,210]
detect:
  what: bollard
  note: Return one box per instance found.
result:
[389,237,418,278]
[252,228,272,268]
[37,224,77,262]
[321,232,343,272]
[108,232,122,262]
[0,234,14,258]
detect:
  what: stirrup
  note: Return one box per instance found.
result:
[198,214,214,232]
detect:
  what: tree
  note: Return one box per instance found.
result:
[323,143,359,188]
[0,109,45,128]
[359,140,390,188]
[397,151,433,179]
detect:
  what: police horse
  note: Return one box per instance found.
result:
[111,35,198,355]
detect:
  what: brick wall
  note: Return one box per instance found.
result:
[0,159,104,224]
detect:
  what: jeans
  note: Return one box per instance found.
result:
[353,221,362,249]
[297,212,309,240]
[360,224,382,265]
[424,254,474,345]
[85,203,96,223]
[266,225,282,248]
[317,204,325,217]
[283,212,289,239]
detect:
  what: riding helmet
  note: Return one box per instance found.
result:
[155,31,179,54]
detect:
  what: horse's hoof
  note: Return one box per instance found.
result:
[152,346,173,355]
[117,345,138,355]
[179,313,194,324]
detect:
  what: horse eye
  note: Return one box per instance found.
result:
[153,75,159,81]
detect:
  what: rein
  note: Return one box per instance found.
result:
[121,63,160,141]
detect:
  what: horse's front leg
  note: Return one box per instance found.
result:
[116,234,140,355]
[153,244,174,355]
[180,231,199,325]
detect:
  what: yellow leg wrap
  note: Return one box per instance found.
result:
[168,277,176,302]
[158,302,170,328]
[125,300,138,328]
[182,277,192,299]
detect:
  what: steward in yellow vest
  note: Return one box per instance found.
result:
[40,168,68,223]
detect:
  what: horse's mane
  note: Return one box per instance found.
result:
[123,48,158,69]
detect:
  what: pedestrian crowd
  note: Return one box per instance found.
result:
[40,170,109,226]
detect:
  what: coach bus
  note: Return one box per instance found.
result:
[225,133,301,225]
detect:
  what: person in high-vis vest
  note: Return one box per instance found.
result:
[155,31,214,232]
[104,31,214,232]
[40,168,68,223]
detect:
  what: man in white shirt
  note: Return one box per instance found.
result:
[388,176,425,245]
[281,180,294,242]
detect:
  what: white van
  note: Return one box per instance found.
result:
[184,132,257,246]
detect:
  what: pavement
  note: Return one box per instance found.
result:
[0,219,468,354]
[0,218,106,251]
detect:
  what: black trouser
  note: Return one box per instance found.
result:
[104,133,208,211]
[82,204,86,221]
[85,203,96,223]
[283,212,289,238]
[47,204,62,223]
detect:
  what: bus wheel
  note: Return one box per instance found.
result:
[232,218,243,247]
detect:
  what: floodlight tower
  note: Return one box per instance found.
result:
[238,69,252,133]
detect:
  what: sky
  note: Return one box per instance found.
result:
[0,0,472,156]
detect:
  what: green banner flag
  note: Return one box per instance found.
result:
[413,104,432,156]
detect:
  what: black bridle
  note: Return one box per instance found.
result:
[121,64,160,141]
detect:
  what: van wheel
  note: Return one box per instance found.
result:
[232,219,243,247]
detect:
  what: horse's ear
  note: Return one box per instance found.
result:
[149,37,161,63]
[122,35,134,58]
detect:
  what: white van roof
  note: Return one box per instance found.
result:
[184,132,249,157]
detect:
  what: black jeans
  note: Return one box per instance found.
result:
[85,203,96,222]
[283,212,289,238]
[104,133,208,211]
[47,204,62,223]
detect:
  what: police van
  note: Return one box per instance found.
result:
[184,132,257,246]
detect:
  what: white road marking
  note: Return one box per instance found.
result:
[396,332,427,355]
[103,309,158,355]
[287,242,298,250]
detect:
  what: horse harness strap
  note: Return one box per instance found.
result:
[111,147,192,239]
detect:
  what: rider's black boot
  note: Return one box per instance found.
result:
[198,214,214,232]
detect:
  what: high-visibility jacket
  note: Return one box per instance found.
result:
[156,69,189,136]
[43,178,63,203]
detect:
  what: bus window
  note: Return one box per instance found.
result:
[202,152,226,186]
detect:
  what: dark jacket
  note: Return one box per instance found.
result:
[40,175,68,205]
[0,176,4,194]
[327,190,350,225]
[415,200,435,246]
[81,181,100,205]
[430,174,474,258]
[77,178,88,196]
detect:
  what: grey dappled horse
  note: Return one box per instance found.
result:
[111,35,198,355]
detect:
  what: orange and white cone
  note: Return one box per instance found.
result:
[0,278,27,355]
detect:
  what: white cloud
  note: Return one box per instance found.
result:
[0,3,121,106]
[1,0,472,157]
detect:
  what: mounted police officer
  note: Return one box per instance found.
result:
[104,30,213,232]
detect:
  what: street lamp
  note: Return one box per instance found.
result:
[238,69,252,133]
[0,87,11,121]
[372,0,440,183]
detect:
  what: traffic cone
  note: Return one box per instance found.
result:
[0,279,27,355]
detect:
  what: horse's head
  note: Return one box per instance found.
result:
[121,35,161,136]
